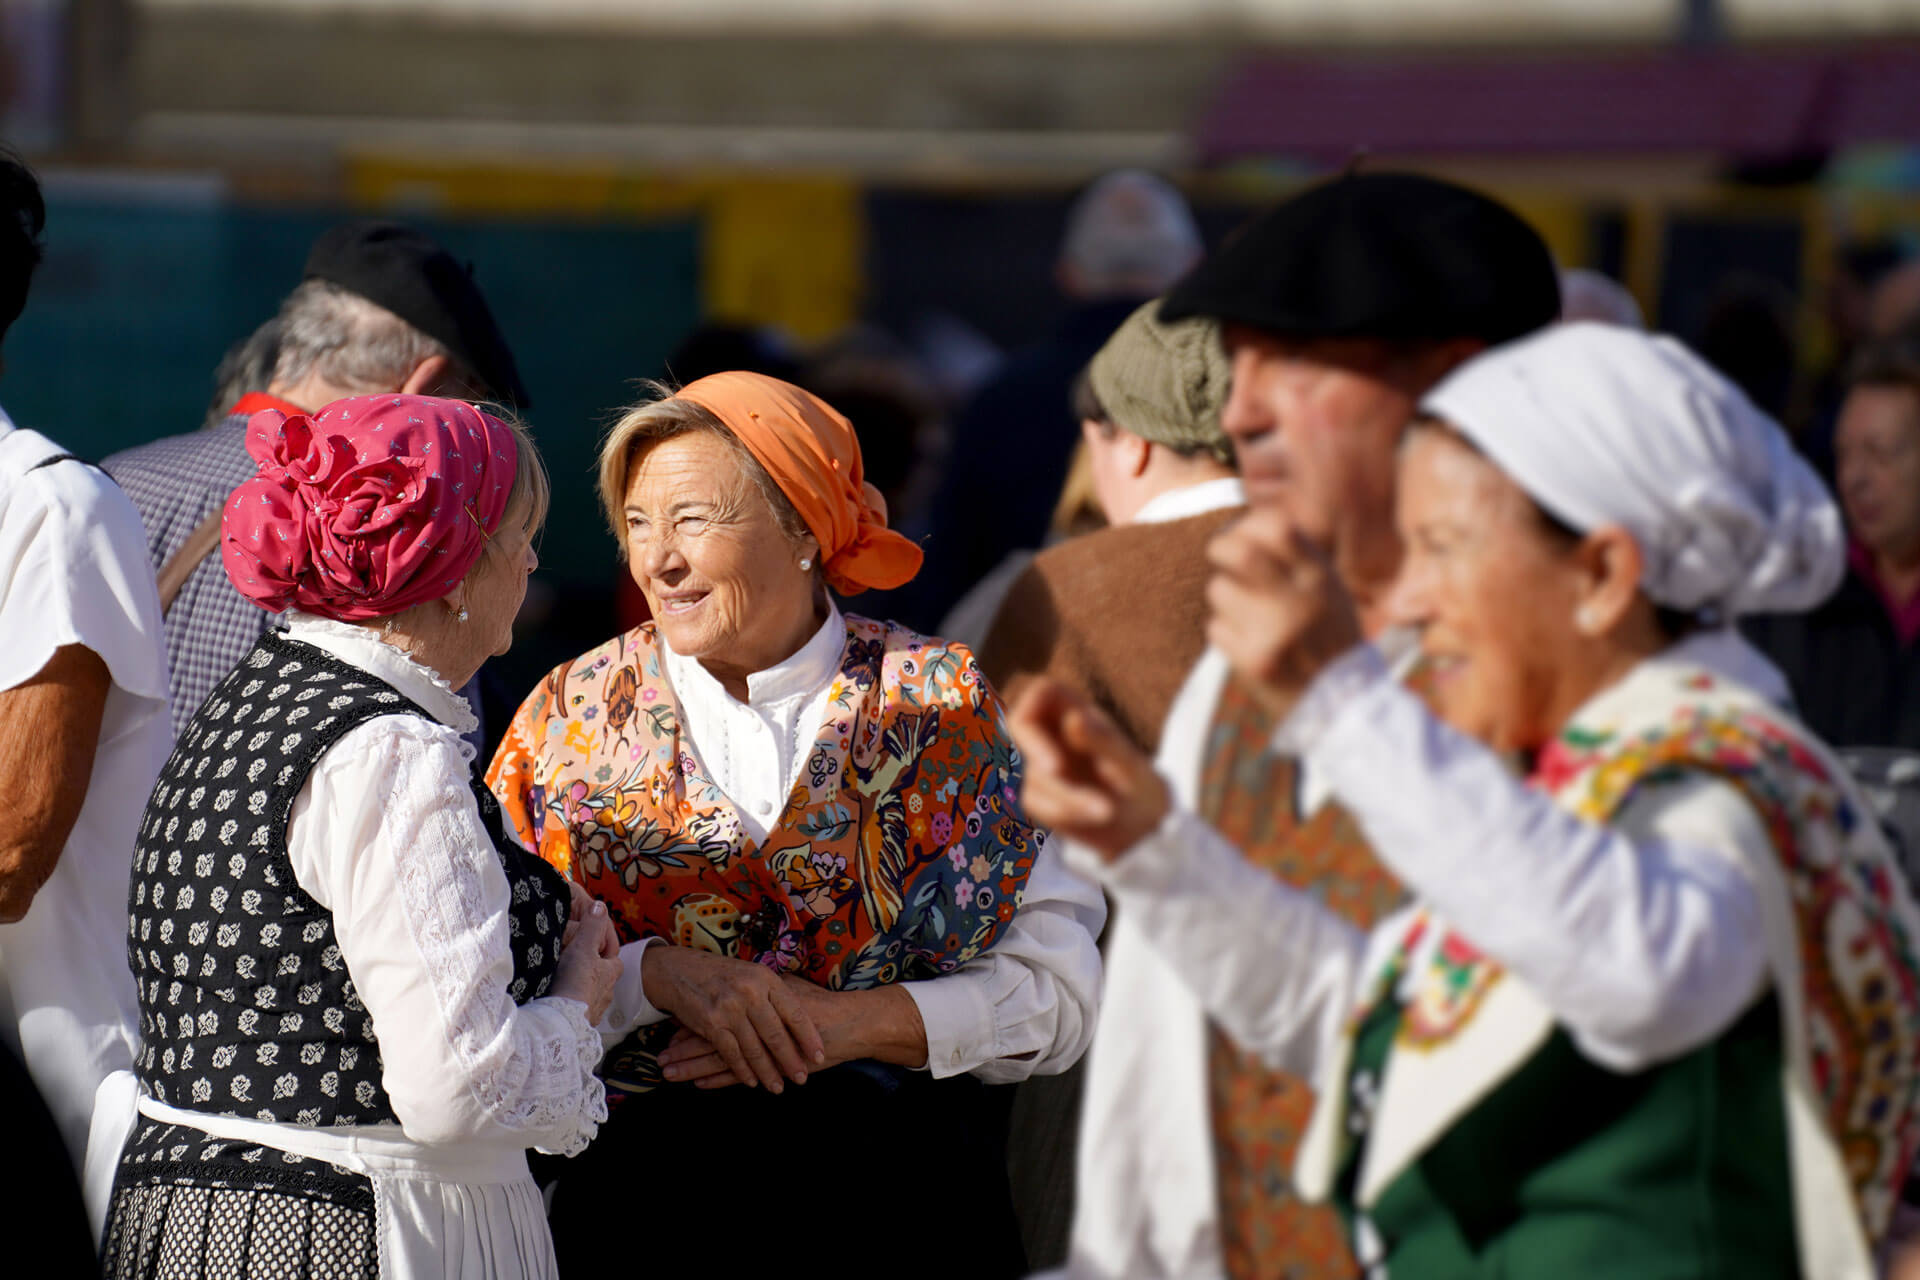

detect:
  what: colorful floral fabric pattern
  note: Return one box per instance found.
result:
[486,615,1038,1093]
[1537,692,1920,1239]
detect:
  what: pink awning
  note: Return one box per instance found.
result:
[1194,45,1920,163]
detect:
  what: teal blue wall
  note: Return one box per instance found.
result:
[4,200,702,593]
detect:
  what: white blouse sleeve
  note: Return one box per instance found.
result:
[1279,645,1770,1071]
[1074,808,1371,1087]
[902,831,1107,1083]
[287,714,608,1155]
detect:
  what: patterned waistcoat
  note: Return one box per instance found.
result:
[129,631,568,1126]
[488,615,1037,1094]
[1198,675,1409,1280]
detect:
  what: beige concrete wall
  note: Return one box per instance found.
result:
[136,0,1675,42]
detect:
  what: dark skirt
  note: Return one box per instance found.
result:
[99,1118,378,1280]
[0,1038,93,1273]
[541,1062,1027,1279]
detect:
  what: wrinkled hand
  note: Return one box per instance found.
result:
[641,946,826,1093]
[1205,507,1363,721]
[1007,678,1169,862]
[551,900,621,1025]
[560,880,595,951]
[659,977,927,1089]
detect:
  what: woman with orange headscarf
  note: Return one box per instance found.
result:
[486,373,1104,1276]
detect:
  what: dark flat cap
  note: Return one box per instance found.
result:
[1160,172,1559,345]
[304,220,530,409]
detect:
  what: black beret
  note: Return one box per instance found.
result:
[1160,172,1560,346]
[304,220,530,409]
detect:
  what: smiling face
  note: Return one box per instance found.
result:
[1391,424,1625,754]
[623,430,822,684]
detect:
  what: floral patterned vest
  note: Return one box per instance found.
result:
[1293,658,1920,1280]
[487,615,1038,1093]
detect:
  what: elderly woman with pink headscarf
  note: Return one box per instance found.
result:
[100,395,622,1280]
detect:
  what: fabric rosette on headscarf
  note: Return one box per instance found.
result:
[674,371,923,595]
[221,394,519,622]
[1421,322,1843,619]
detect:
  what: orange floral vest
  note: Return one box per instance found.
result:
[487,616,1038,1093]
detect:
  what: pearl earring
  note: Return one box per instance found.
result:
[1574,604,1599,634]
[798,558,813,572]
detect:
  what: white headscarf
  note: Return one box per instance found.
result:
[1420,322,1843,618]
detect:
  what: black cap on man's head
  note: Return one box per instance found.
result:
[304,220,530,408]
[1160,172,1560,346]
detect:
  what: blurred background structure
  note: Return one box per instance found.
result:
[10,0,1920,687]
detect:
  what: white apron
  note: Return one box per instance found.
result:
[135,1095,558,1280]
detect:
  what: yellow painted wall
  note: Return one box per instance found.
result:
[346,158,864,340]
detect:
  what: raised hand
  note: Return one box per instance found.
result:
[1007,677,1169,862]
[1205,506,1363,721]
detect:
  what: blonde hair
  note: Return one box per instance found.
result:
[597,381,811,560]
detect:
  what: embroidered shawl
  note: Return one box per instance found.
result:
[1295,659,1920,1279]
[486,615,1038,1086]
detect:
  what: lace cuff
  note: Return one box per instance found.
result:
[528,995,611,1157]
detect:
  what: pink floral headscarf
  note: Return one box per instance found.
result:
[221,394,519,622]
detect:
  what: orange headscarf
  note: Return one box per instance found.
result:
[676,371,923,595]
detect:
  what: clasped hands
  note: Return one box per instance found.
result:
[1007,506,1362,863]
[642,943,928,1093]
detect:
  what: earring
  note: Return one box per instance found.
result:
[798,558,813,572]
[1573,604,1599,634]
[454,604,470,622]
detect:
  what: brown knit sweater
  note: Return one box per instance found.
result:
[978,504,1242,754]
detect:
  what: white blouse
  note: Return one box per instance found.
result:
[604,602,1107,1083]
[280,613,606,1155]
[1063,630,1781,1278]
[0,415,173,1227]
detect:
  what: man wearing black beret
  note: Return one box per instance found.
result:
[1026,172,1560,1280]
[106,221,527,743]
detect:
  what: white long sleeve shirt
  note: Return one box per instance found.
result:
[1063,630,1783,1278]
[600,602,1106,1083]
[282,613,606,1156]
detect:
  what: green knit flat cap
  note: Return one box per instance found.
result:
[1087,299,1232,456]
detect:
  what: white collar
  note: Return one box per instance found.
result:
[1131,477,1245,525]
[662,599,846,709]
[281,611,479,740]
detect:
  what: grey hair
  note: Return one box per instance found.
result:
[268,279,472,396]
[201,315,284,430]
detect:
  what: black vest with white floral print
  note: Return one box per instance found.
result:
[129,630,569,1127]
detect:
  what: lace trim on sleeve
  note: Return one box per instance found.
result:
[381,722,608,1155]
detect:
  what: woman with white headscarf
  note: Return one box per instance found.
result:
[1010,323,1920,1279]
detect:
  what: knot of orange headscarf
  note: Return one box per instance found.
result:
[675,371,924,596]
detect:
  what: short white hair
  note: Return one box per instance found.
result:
[270,279,462,395]
[1059,170,1202,299]
[1559,268,1645,329]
